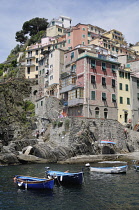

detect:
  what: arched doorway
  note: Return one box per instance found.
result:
[102,146,115,154]
[95,107,99,118]
[104,108,108,119]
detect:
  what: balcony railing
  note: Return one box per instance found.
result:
[78,51,98,59]
[60,84,76,93]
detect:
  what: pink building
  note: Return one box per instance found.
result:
[61,46,119,119]
[65,23,105,50]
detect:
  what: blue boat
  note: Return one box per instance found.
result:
[45,167,83,185]
[14,175,54,190]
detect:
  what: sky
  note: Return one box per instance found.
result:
[0,0,139,63]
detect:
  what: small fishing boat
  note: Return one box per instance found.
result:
[85,162,128,174]
[45,167,83,185]
[132,160,139,172]
[89,165,128,174]
[14,175,54,190]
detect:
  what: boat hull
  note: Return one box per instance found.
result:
[14,175,54,189]
[90,165,127,174]
[46,170,83,185]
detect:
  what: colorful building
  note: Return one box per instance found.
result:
[61,46,119,119]
[117,66,131,125]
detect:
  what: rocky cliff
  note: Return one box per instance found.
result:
[1,79,139,165]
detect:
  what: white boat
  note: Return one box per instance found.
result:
[90,165,128,174]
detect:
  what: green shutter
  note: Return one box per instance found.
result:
[120,97,123,104]
[119,83,122,90]
[102,63,106,71]
[125,84,128,91]
[112,79,115,87]
[91,60,96,68]
[91,91,95,100]
[102,92,106,100]
[112,94,116,102]
[127,98,130,105]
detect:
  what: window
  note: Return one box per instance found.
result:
[71,64,76,72]
[127,98,130,105]
[91,75,95,84]
[82,34,85,38]
[36,58,38,63]
[82,28,85,31]
[68,39,71,44]
[79,89,83,98]
[120,97,123,104]
[91,91,95,100]
[27,67,30,74]
[119,71,124,78]
[102,62,106,71]
[50,75,53,80]
[104,108,108,119]
[112,79,115,88]
[41,101,43,106]
[112,47,115,51]
[137,80,139,88]
[88,32,91,37]
[68,32,70,36]
[111,64,116,72]
[95,107,99,118]
[36,50,38,55]
[58,28,62,32]
[91,59,96,68]
[36,66,38,71]
[125,84,128,91]
[71,52,74,59]
[102,92,106,100]
[137,93,139,100]
[119,83,122,90]
[102,77,106,86]
[112,94,116,102]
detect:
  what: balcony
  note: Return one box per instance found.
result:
[68,98,84,106]
[60,84,76,93]
[78,51,98,59]
[26,62,35,67]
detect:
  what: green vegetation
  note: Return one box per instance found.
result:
[15,17,48,44]
[64,119,70,131]
[22,100,35,112]
[52,121,57,128]
[57,121,63,127]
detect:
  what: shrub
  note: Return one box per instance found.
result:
[57,121,63,127]
[65,119,70,131]
[52,121,57,128]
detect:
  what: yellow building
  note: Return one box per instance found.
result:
[131,42,139,55]
[103,29,127,46]
[117,67,131,125]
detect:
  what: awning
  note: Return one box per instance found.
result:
[100,140,116,144]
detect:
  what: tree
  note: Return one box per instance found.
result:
[28,30,46,45]
[15,30,28,44]
[15,17,48,44]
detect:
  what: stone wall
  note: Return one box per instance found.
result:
[49,117,139,154]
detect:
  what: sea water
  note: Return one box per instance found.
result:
[0,163,139,210]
